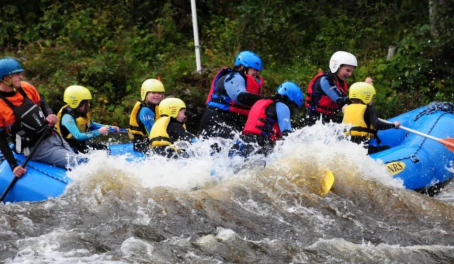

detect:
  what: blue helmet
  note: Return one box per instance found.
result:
[0,58,24,79]
[276,81,304,107]
[234,51,263,71]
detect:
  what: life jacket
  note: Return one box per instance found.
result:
[243,99,282,141]
[149,116,172,147]
[56,104,91,141]
[206,68,263,116]
[128,101,160,139]
[0,87,48,150]
[343,104,376,139]
[305,71,348,115]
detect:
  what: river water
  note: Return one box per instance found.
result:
[1,123,453,264]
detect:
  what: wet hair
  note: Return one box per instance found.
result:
[233,65,247,74]
[350,98,365,104]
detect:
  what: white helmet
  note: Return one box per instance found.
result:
[329,51,357,73]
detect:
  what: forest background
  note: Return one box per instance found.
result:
[1,0,453,132]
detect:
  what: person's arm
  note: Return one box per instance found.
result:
[138,107,156,136]
[39,99,53,116]
[0,130,18,169]
[366,106,397,130]
[167,122,196,142]
[276,102,292,136]
[320,77,350,106]
[224,72,263,106]
[39,98,57,124]
[61,114,101,141]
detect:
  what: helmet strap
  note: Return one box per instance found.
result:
[1,75,13,88]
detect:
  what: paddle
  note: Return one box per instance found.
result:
[0,126,50,202]
[378,118,454,152]
[319,170,335,196]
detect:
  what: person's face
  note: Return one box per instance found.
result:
[176,108,187,122]
[78,100,91,113]
[247,68,260,78]
[368,95,375,106]
[146,92,164,105]
[336,65,355,81]
[3,72,23,88]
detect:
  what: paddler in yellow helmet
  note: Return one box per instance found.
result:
[129,79,165,153]
[342,81,400,154]
[149,98,196,158]
[56,85,120,153]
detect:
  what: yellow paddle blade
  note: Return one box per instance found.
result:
[319,170,335,196]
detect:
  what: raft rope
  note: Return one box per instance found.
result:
[386,112,447,164]
[15,158,70,184]
[414,101,454,121]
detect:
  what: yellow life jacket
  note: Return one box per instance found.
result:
[56,104,90,140]
[128,101,160,139]
[149,116,172,147]
[342,104,375,139]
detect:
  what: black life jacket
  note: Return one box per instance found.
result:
[0,87,48,148]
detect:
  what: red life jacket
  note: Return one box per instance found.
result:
[206,68,263,116]
[304,71,348,115]
[243,99,282,141]
[205,67,231,104]
[229,74,263,116]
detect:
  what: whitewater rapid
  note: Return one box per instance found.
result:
[1,123,453,263]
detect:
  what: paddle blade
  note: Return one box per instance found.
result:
[439,138,454,152]
[319,170,335,196]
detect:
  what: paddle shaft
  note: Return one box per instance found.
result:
[378,118,444,142]
[397,126,440,142]
[0,126,50,202]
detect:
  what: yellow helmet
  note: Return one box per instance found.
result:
[64,85,92,108]
[141,79,165,101]
[349,82,376,104]
[159,98,186,118]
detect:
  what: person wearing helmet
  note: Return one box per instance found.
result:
[129,79,165,152]
[230,81,304,158]
[0,58,77,177]
[149,98,196,158]
[199,50,266,139]
[342,82,400,154]
[305,51,371,126]
[56,85,120,154]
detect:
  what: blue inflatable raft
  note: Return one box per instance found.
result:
[1,102,453,202]
[370,102,454,196]
[0,143,141,203]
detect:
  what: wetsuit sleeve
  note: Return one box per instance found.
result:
[167,122,196,142]
[276,102,292,134]
[89,122,105,130]
[138,107,156,136]
[320,77,348,105]
[39,99,54,116]
[61,114,100,141]
[224,72,263,106]
[365,106,396,130]
[0,130,18,169]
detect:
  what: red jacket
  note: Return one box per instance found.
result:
[243,99,282,141]
[304,71,348,115]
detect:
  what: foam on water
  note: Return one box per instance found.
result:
[64,121,403,203]
[3,122,453,263]
[5,230,126,264]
